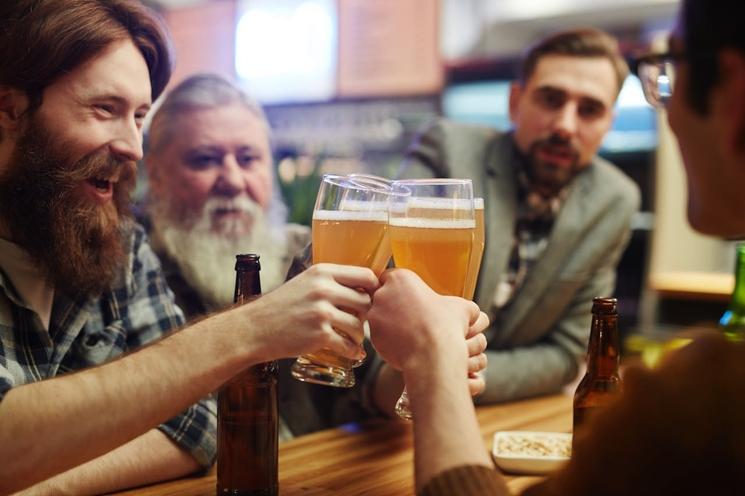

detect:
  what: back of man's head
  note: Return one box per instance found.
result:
[519,28,629,98]
[0,0,172,115]
[682,0,745,114]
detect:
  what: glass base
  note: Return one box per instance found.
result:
[395,388,413,420]
[291,356,355,388]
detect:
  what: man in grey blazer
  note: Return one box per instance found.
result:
[399,28,640,403]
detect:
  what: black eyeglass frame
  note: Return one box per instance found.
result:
[631,51,687,77]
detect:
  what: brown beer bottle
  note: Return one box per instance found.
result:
[217,254,278,496]
[572,297,621,441]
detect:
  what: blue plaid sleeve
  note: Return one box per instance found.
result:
[158,397,217,468]
[124,225,217,466]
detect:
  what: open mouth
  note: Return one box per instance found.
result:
[214,207,242,216]
[538,146,576,166]
[82,176,116,201]
[88,177,112,192]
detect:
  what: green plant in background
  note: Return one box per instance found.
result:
[277,153,325,227]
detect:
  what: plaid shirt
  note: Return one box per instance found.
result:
[0,223,217,468]
[494,154,569,309]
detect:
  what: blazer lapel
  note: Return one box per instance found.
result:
[495,166,595,344]
[476,135,517,316]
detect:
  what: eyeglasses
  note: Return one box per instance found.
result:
[632,52,685,109]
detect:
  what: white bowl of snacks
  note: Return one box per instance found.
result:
[491,431,571,474]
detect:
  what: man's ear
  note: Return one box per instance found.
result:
[716,50,745,156]
[0,86,29,134]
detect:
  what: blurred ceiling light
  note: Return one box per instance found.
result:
[235,0,337,104]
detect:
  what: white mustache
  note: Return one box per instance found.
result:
[204,196,261,216]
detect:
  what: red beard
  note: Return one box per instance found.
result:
[0,115,136,297]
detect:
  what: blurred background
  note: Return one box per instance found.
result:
[140,0,737,341]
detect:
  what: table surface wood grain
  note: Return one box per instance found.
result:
[112,393,572,495]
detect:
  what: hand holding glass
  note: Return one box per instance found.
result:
[291,174,392,388]
[388,179,477,418]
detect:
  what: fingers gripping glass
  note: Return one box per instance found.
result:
[291,174,394,388]
[388,178,476,419]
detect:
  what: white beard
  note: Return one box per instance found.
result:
[151,196,289,310]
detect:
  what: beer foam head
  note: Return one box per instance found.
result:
[389,217,475,229]
[338,199,389,212]
[405,197,474,210]
[313,209,388,222]
[474,197,484,210]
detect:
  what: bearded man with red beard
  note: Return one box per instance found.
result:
[398,28,641,405]
[0,1,428,493]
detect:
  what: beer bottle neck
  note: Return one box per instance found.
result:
[234,269,261,304]
[586,314,620,377]
[729,247,745,314]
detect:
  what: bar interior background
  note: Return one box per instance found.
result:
[138,0,737,341]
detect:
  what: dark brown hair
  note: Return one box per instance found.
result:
[518,28,629,97]
[682,0,745,114]
[0,0,173,112]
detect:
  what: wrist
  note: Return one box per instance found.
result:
[401,338,467,379]
[402,346,468,396]
[189,307,266,374]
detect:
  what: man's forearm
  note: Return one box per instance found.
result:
[13,429,200,496]
[405,354,494,493]
[0,310,251,494]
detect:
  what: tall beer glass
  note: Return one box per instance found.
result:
[291,174,392,388]
[389,178,475,418]
[464,198,485,300]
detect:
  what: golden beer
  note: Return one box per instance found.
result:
[387,180,475,420]
[312,209,390,276]
[301,208,390,378]
[293,175,392,388]
[389,218,474,296]
[296,349,355,370]
[464,198,485,300]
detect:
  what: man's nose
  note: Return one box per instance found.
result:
[553,103,579,139]
[213,155,244,196]
[109,121,143,162]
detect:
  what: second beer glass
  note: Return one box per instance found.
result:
[464,197,485,300]
[291,174,392,388]
[389,178,476,418]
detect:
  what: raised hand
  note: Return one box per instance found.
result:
[368,268,488,382]
[239,263,379,363]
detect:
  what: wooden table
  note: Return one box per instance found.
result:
[114,393,572,495]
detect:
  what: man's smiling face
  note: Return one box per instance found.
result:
[0,39,152,294]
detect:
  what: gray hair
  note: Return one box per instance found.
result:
[144,73,287,227]
[146,73,271,154]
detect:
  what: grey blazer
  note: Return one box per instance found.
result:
[400,119,640,403]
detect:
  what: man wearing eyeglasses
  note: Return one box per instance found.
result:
[368,0,745,494]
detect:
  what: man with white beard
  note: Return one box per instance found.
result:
[144,74,310,317]
[143,74,404,441]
